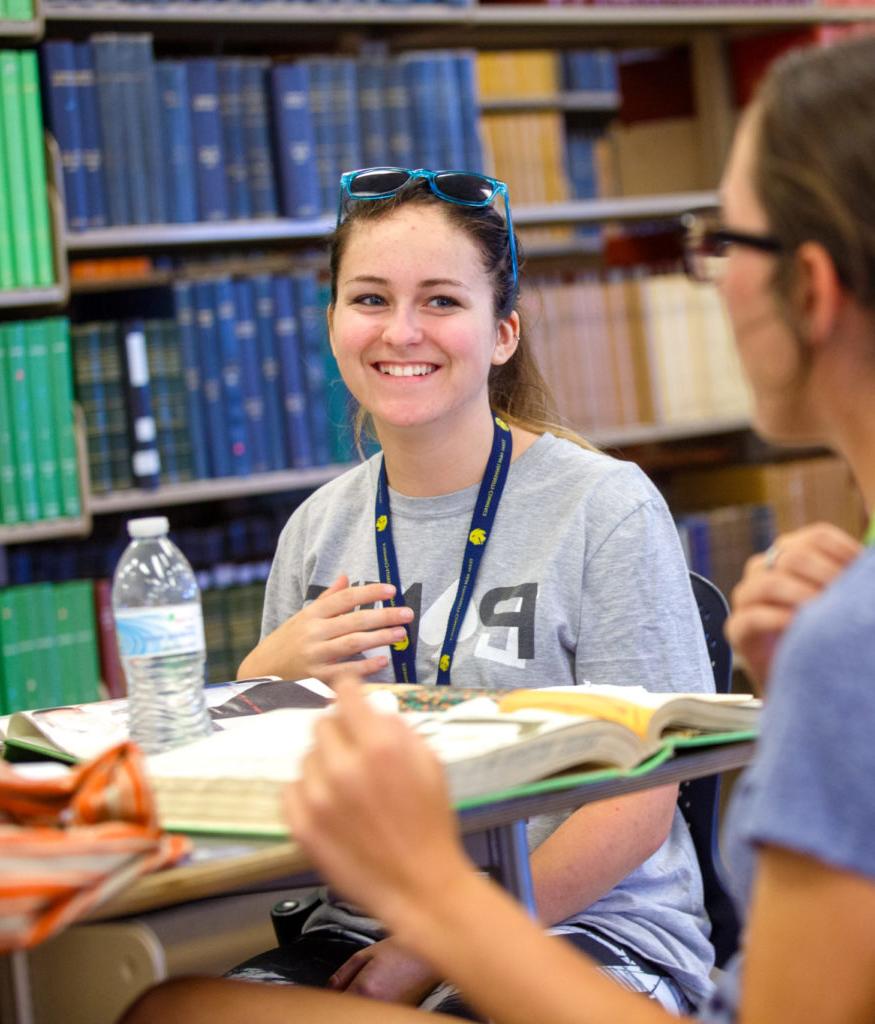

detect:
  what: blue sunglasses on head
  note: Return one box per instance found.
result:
[337,166,519,293]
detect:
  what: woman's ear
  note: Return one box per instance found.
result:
[492,310,521,366]
[794,242,843,349]
[326,304,337,358]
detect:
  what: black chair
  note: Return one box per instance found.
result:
[682,571,741,968]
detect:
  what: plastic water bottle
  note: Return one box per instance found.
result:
[112,516,213,754]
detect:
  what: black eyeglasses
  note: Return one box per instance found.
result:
[682,210,783,284]
[337,167,519,292]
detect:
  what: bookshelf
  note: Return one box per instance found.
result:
[0,2,870,716]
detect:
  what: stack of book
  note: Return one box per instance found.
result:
[0,319,81,526]
[71,268,351,495]
[199,560,269,685]
[0,49,54,291]
[522,268,751,435]
[41,37,483,230]
[0,580,101,715]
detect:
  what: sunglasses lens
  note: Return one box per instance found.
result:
[433,172,495,205]
[347,168,411,197]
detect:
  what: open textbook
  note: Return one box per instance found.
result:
[144,686,761,837]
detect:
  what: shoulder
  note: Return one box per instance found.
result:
[276,457,377,546]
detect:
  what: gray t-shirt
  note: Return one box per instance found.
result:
[698,546,875,1021]
[262,433,716,1004]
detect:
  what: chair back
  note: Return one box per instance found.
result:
[681,571,740,967]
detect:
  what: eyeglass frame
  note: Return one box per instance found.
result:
[681,210,784,284]
[337,167,519,294]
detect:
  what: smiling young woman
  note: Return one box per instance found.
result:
[227,167,717,1015]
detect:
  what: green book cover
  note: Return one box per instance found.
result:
[0,324,21,524]
[0,55,14,291]
[0,587,22,713]
[32,582,63,709]
[0,51,36,287]
[54,580,101,704]
[25,319,62,520]
[19,50,54,286]
[47,317,81,517]
[8,586,39,711]
[6,0,34,20]
[4,320,41,520]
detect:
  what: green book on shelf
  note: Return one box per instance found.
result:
[0,50,36,288]
[6,0,34,20]
[47,317,81,518]
[54,580,102,705]
[19,49,54,286]
[0,325,21,524]
[0,60,14,292]
[3,320,40,520]
[25,319,63,520]
[6,587,40,711]
[31,582,63,709]
[0,588,21,714]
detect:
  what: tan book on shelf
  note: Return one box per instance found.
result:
[693,283,751,419]
[610,116,707,197]
[603,270,642,426]
[622,272,657,426]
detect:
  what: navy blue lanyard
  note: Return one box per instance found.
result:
[374,414,513,685]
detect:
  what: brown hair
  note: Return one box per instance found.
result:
[752,35,875,312]
[329,182,596,452]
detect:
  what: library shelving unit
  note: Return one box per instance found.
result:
[6,2,874,547]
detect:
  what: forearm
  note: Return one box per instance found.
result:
[530,786,678,925]
[389,868,673,1024]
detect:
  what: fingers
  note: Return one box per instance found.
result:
[328,946,373,991]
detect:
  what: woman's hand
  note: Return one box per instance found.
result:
[237,576,415,683]
[327,937,441,1005]
[284,678,472,930]
[726,523,861,692]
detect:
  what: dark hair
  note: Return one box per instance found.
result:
[752,35,875,312]
[329,181,595,451]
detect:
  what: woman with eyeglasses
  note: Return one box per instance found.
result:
[123,34,875,1024]
[223,166,717,1013]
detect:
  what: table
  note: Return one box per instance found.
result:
[1,739,755,1024]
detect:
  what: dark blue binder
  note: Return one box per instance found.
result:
[172,281,211,479]
[233,278,271,474]
[73,42,108,228]
[293,269,331,466]
[270,62,320,220]
[187,58,230,222]
[41,41,89,232]
[272,275,313,469]
[156,61,198,224]
[240,59,278,219]
[357,56,391,169]
[454,52,484,173]
[117,36,151,225]
[136,35,169,225]
[218,59,252,220]
[91,34,131,226]
[214,277,251,477]
[386,58,414,169]
[252,274,287,471]
[193,280,231,477]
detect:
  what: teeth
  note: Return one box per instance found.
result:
[378,363,436,377]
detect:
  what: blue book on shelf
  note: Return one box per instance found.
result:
[187,58,230,222]
[218,59,252,220]
[300,57,337,216]
[41,41,88,233]
[293,269,331,466]
[251,274,287,472]
[91,35,130,226]
[272,275,313,469]
[330,58,362,191]
[73,42,108,229]
[678,513,713,582]
[136,35,169,225]
[566,128,598,199]
[270,62,320,220]
[70,322,113,495]
[119,319,161,489]
[240,59,278,219]
[401,53,441,170]
[213,277,251,477]
[386,59,414,169]
[116,36,151,226]
[172,282,210,479]
[433,52,465,170]
[233,278,271,475]
[192,280,231,478]
[454,52,483,173]
[357,56,391,168]
[156,61,198,224]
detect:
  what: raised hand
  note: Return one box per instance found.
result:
[726,522,861,692]
[237,576,415,684]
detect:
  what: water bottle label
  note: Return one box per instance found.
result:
[115,604,206,658]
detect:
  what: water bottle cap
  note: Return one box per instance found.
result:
[127,516,170,539]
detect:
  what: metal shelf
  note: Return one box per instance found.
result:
[514,191,718,227]
[64,215,335,254]
[0,16,42,39]
[481,90,620,114]
[590,415,751,448]
[88,464,353,515]
[0,515,90,544]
